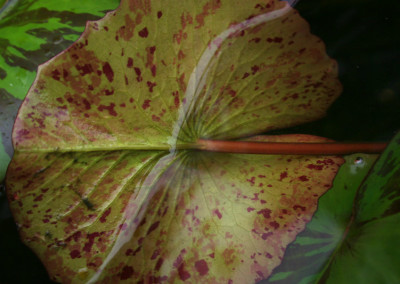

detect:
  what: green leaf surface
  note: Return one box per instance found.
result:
[0,0,119,99]
[6,0,344,282]
[265,131,400,283]
[0,89,21,158]
[0,0,119,181]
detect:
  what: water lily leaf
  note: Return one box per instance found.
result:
[0,0,119,181]
[0,89,21,181]
[6,0,343,282]
[265,131,400,283]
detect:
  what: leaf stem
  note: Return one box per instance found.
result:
[196,139,387,155]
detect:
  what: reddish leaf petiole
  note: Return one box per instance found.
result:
[196,139,387,155]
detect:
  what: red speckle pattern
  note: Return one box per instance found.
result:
[70,250,81,259]
[279,171,288,181]
[120,266,134,280]
[102,62,114,82]
[138,27,149,38]
[100,207,111,223]
[213,209,222,219]
[195,259,209,276]
[142,99,151,110]
[178,264,191,281]
[257,208,272,219]
[127,57,133,67]
[98,103,117,116]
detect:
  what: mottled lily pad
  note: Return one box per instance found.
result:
[6,0,343,282]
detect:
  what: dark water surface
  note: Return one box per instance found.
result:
[270,0,400,141]
[0,0,399,282]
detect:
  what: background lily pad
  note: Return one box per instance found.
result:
[0,0,119,99]
[264,153,378,283]
[265,130,400,283]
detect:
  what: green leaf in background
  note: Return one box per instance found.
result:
[264,131,400,283]
[0,0,119,181]
[0,1,7,11]
[0,0,120,98]
[264,153,377,283]
[0,89,20,181]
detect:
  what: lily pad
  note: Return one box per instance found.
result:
[6,0,343,282]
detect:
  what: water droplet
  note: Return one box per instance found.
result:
[350,156,366,174]
[354,157,364,165]
[16,223,22,230]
